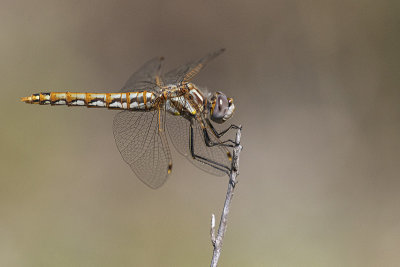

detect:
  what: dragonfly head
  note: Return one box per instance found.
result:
[209,92,235,124]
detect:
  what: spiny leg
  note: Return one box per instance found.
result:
[190,124,231,174]
[206,119,241,138]
[201,120,240,148]
[215,124,241,137]
[201,128,236,148]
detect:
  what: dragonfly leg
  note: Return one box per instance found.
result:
[201,127,237,148]
[206,119,241,139]
[190,124,231,174]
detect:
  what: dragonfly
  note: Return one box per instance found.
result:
[21,49,239,189]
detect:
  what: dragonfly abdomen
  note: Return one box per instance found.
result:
[21,91,156,110]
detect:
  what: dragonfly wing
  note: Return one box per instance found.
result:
[113,110,172,189]
[166,113,230,176]
[120,56,164,93]
[163,48,225,84]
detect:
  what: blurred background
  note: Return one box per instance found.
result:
[1,0,399,266]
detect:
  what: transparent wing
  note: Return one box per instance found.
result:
[163,48,225,85]
[120,56,164,93]
[166,113,230,176]
[113,110,172,189]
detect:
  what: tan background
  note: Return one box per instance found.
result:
[1,0,399,266]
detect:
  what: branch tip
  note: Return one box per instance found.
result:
[210,126,243,267]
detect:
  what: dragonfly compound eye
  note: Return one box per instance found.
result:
[210,93,234,123]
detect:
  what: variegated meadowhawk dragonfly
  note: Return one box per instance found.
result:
[21,49,239,188]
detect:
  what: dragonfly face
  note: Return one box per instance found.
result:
[209,92,235,124]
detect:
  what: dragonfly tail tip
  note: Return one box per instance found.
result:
[21,96,31,103]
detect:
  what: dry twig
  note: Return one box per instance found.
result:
[210,126,242,267]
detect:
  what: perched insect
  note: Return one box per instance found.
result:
[21,49,240,188]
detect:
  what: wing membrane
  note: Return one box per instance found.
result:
[120,56,164,93]
[113,110,172,189]
[163,49,225,84]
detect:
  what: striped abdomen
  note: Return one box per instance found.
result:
[21,91,156,110]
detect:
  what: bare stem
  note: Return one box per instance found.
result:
[210,126,242,267]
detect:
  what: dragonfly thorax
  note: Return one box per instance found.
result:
[165,83,206,117]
